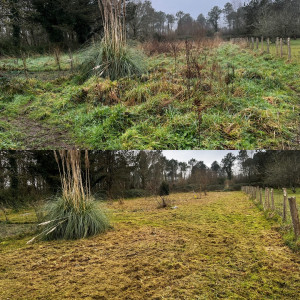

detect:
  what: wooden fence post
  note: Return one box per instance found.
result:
[20,52,29,80]
[267,38,270,54]
[261,36,264,52]
[68,49,74,72]
[251,37,254,49]
[271,188,275,211]
[260,188,262,205]
[280,38,283,58]
[256,37,259,50]
[288,197,300,239]
[283,188,287,222]
[276,37,279,56]
[287,38,291,60]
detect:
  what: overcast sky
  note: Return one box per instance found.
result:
[162,150,241,167]
[151,0,231,19]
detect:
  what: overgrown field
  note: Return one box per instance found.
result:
[0,40,299,149]
[1,192,300,299]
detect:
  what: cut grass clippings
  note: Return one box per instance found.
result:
[0,192,300,299]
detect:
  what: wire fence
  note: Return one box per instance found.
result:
[242,186,300,240]
[230,37,300,62]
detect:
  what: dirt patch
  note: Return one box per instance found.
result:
[4,116,76,149]
[0,223,36,239]
[0,70,71,81]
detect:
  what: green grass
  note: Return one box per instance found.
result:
[0,208,38,224]
[0,41,299,149]
[0,53,81,72]
[0,192,300,299]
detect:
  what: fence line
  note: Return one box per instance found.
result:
[230,36,293,60]
[242,186,300,240]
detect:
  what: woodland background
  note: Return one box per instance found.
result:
[0,150,299,209]
[1,0,299,54]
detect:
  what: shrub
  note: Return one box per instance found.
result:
[28,150,110,243]
[79,42,147,81]
[224,183,243,191]
[157,196,170,209]
[206,184,225,191]
[79,1,147,80]
[142,40,172,56]
[159,182,170,196]
[40,197,109,240]
[124,189,148,199]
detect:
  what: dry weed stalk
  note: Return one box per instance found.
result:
[54,47,61,71]
[68,48,74,72]
[185,39,193,99]
[20,51,28,79]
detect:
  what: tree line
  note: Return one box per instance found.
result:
[0,150,299,210]
[1,0,299,55]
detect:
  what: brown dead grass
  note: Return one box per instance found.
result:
[0,192,300,299]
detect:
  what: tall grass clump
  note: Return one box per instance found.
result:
[80,0,147,80]
[28,150,109,243]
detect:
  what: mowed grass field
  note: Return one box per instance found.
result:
[0,40,299,150]
[1,192,300,299]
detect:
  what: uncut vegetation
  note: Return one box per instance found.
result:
[1,192,300,299]
[30,150,110,242]
[79,0,147,80]
[0,40,299,149]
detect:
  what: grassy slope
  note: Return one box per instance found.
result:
[0,41,299,150]
[0,192,300,299]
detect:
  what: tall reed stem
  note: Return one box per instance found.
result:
[54,150,91,212]
[98,0,126,52]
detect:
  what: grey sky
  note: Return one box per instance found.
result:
[151,0,230,19]
[162,150,240,167]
